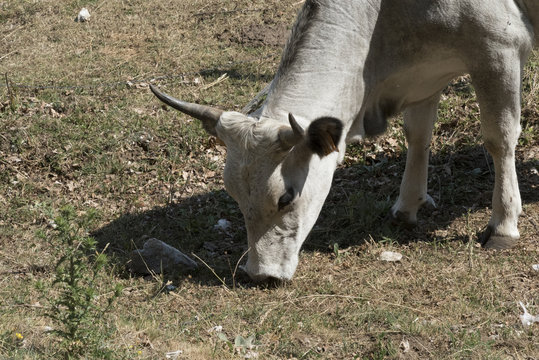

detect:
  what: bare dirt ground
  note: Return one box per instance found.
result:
[1,0,538,359]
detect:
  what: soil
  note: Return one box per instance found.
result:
[217,21,290,47]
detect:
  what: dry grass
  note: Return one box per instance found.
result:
[1,0,538,359]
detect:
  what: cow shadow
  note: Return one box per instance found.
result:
[308,144,538,251]
[92,143,538,287]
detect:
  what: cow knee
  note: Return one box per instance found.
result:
[483,127,520,159]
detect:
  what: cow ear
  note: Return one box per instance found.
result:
[306,117,343,157]
[278,113,305,150]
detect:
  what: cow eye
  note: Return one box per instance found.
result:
[278,187,296,211]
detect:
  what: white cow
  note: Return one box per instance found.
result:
[151,0,538,281]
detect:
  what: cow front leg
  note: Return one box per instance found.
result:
[472,56,523,249]
[390,92,440,226]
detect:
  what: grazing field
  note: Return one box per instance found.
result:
[1,0,538,359]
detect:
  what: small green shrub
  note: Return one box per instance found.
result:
[43,205,122,359]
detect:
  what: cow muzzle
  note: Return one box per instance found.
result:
[241,251,299,283]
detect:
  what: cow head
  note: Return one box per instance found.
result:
[150,85,342,281]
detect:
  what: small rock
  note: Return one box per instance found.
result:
[129,238,197,274]
[136,132,153,151]
[48,220,58,229]
[165,350,183,359]
[214,218,232,232]
[76,8,90,22]
[243,350,259,358]
[208,325,223,333]
[399,339,410,353]
[471,168,482,176]
[519,302,539,328]
[532,264,539,272]
[379,251,403,262]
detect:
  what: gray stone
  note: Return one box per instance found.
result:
[129,238,197,274]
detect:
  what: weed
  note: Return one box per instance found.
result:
[519,121,536,146]
[42,205,122,359]
[4,73,18,112]
[333,242,341,262]
[216,332,258,357]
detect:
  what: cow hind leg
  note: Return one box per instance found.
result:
[390,92,440,226]
[472,56,523,249]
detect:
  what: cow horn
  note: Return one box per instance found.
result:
[150,84,223,136]
[278,113,305,150]
[288,113,305,138]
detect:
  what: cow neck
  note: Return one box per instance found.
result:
[260,0,377,127]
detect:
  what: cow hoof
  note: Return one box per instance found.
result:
[387,210,416,229]
[482,236,518,249]
[479,227,518,250]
